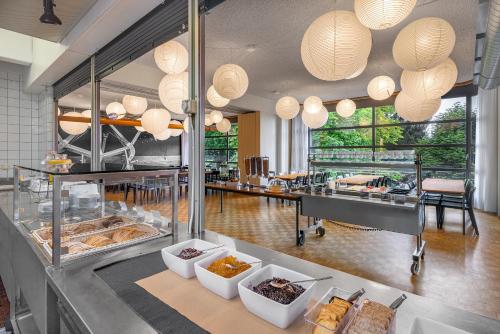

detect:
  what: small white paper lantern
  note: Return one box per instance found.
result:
[207,85,230,108]
[400,58,458,100]
[367,76,396,101]
[106,102,126,119]
[154,40,189,75]
[183,117,189,133]
[336,99,356,118]
[213,64,249,99]
[154,129,172,141]
[209,109,223,124]
[216,118,231,133]
[122,95,148,115]
[302,106,329,129]
[60,111,88,135]
[275,96,300,120]
[355,0,417,30]
[304,96,323,114]
[205,115,213,127]
[346,59,367,79]
[135,117,145,132]
[141,108,171,134]
[393,17,456,71]
[301,10,372,81]
[81,109,92,128]
[169,120,183,136]
[158,72,188,114]
[395,91,441,122]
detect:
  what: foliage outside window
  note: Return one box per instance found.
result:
[205,123,238,168]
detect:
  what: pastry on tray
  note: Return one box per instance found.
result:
[73,223,98,234]
[111,227,148,243]
[82,235,116,248]
[346,300,394,334]
[102,216,124,228]
[64,241,93,254]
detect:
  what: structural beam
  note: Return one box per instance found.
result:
[90,56,101,171]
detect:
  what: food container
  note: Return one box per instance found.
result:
[161,239,220,278]
[304,287,361,334]
[238,264,316,329]
[194,249,261,299]
[409,317,472,334]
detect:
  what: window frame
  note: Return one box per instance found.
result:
[205,128,238,166]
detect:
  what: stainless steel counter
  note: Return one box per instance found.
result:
[1,192,500,334]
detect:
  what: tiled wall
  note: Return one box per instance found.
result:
[0,63,54,178]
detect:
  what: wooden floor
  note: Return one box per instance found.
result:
[134,190,500,321]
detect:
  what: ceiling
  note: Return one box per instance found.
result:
[60,0,479,114]
[0,0,97,42]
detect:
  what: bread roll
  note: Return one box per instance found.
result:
[83,235,115,248]
[111,227,147,243]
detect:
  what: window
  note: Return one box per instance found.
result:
[205,123,238,167]
[309,97,474,178]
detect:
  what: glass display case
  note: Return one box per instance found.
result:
[13,164,178,266]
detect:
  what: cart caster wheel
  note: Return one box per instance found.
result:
[421,251,425,260]
[411,261,420,275]
[317,227,326,237]
[298,231,305,246]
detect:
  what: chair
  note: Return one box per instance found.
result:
[440,185,479,235]
[314,172,324,184]
[424,192,444,228]
[321,171,331,184]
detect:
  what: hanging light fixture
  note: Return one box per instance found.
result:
[183,117,189,133]
[169,120,183,136]
[367,76,396,100]
[158,72,188,114]
[393,17,456,71]
[395,91,441,122]
[122,95,148,115]
[154,129,172,141]
[213,64,249,99]
[336,99,356,118]
[303,96,323,114]
[207,85,230,108]
[106,102,126,119]
[302,106,329,129]
[354,0,416,30]
[135,117,145,132]
[81,109,92,128]
[346,59,367,79]
[209,109,224,124]
[301,10,372,81]
[205,115,214,127]
[154,40,189,75]
[275,96,300,120]
[141,108,171,134]
[216,118,231,133]
[39,0,62,25]
[60,112,88,135]
[400,58,458,100]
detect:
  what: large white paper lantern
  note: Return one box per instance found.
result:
[60,111,88,135]
[213,64,249,99]
[106,102,126,119]
[393,17,456,71]
[275,96,300,120]
[336,99,356,118]
[183,117,189,133]
[205,115,213,127]
[169,120,183,136]
[135,117,145,132]
[81,109,92,128]
[216,118,231,133]
[401,58,458,100]
[209,109,223,124]
[207,85,230,108]
[395,91,441,122]
[302,106,329,129]
[159,72,188,114]
[304,96,323,114]
[367,76,396,100]
[154,129,172,141]
[154,40,188,75]
[355,0,416,30]
[346,59,367,79]
[141,108,171,134]
[122,95,148,115]
[301,10,372,81]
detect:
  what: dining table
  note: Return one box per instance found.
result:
[337,174,382,185]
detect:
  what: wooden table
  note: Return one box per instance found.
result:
[337,174,382,185]
[422,178,465,195]
[274,172,309,182]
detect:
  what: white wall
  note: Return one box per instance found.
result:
[0,29,32,66]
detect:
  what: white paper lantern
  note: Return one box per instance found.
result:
[81,109,92,128]
[141,108,171,134]
[154,129,172,141]
[60,111,88,135]
[158,72,188,114]
[393,17,456,71]
[154,40,188,75]
[135,117,145,132]
[213,64,249,99]
[183,117,189,133]
[336,99,356,118]
[207,85,230,108]
[395,91,441,122]
[122,95,148,115]
[275,96,300,120]
[301,10,372,81]
[355,0,416,30]
[367,76,396,101]
[346,59,367,79]
[304,96,323,114]
[106,102,126,119]
[400,58,458,100]
[209,109,223,124]
[216,118,231,133]
[205,115,213,127]
[169,120,183,136]
[302,106,329,129]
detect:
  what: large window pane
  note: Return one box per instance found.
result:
[206,136,227,149]
[311,128,372,147]
[417,147,466,169]
[375,122,465,146]
[228,149,238,163]
[228,136,238,149]
[205,150,227,163]
[323,107,372,128]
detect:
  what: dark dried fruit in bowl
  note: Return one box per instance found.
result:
[252,277,305,305]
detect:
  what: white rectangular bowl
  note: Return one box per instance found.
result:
[237,264,316,329]
[409,317,472,334]
[194,249,262,299]
[161,239,220,278]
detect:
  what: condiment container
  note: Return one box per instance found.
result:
[161,239,220,278]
